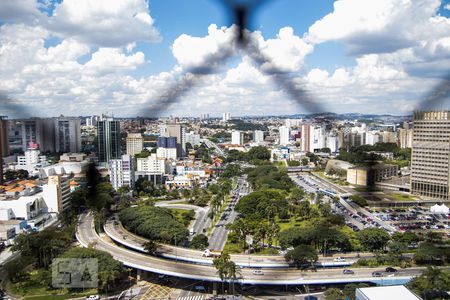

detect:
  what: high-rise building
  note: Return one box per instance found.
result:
[309,125,326,151]
[411,111,450,200]
[0,116,8,183]
[137,153,168,174]
[222,112,231,122]
[42,174,71,213]
[279,126,290,146]
[126,133,144,156]
[300,124,311,152]
[109,155,134,190]
[186,131,201,146]
[159,123,186,157]
[54,116,81,153]
[231,130,243,145]
[97,118,121,164]
[398,128,413,148]
[254,130,264,143]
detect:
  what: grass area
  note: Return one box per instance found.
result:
[223,241,244,254]
[7,270,97,300]
[276,216,302,231]
[389,193,419,201]
[315,171,349,186]
[169,208,195,227]
[252,248,279,255]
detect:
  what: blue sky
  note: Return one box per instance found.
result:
[0,0,449,117]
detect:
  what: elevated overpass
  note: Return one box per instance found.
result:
[76,212,425,285]
[104,218,365,268]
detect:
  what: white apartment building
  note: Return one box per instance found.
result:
[279,126,290,146]
[309,125,326,151]
[231,130,244,145]
[137,153,169,174]
[109,155,135,190]
[15,145,49,174]
[126,133,144,156]
[222,112,231,122]
[254,130,264,143]
[186,131,201,146]
[156,147,177,160]
[42,174,71,213]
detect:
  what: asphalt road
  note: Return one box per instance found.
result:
[208,176,251,250]
[77,212,429,285]
[104,219,375,268]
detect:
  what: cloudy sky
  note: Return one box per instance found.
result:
[0,0,449,118]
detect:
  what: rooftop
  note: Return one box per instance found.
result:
[357,285,421,300]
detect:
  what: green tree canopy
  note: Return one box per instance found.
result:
[356,228,390,252]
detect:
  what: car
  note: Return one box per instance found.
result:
[252,269,264,275]
[372,271,383,277]
[385,267,397,273]
[343,269,354,275]
[194,286,206,292]
[334,257,346,262]
[86,295,99,300]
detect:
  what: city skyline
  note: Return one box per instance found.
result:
[0,0,449,118]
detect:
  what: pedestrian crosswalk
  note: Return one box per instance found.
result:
[177,296,204,300]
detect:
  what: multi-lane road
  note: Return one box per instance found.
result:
[77,212,426,285]
[208,176,251,250]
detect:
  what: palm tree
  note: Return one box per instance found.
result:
[225,261,241,295]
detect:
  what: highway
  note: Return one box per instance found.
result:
[104,218,369,268]
[76,212,426,285]
[208,176,251,250]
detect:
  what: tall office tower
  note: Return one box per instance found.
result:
[109,155,135,190]
[97,118,121,164]
[411,111,450,200]
[156,136,177,159]
[0,117,8,183]
[159,123,186,157]
[279,126,290,146]
[254,130,264,143]
[300,124,311,152]
[398,128,413,148]
[222,112,231,122]
[126,133,144,156]
[231,130,243,145]
[54,116,81,153]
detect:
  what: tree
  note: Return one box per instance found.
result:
[356,228,390,252]
[70,187,88,208]
[408,267,450,299]
[190,234,209,249]
[284,245,318,268]
[143,240,158,255]
[324,288,345,300]
[301,158,309,166]
[246,146,271,161]
[213,252,241,294]
[57,247,125,292]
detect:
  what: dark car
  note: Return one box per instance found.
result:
[385,267,397,273]
[372,271,383,277]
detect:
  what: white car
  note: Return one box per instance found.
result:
[334,257,346,262]
[252,269,264,275]
[86,296,99,300]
